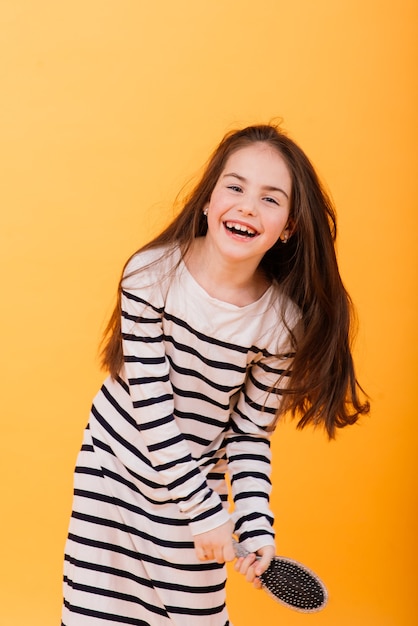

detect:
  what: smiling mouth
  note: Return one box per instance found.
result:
[224,221,258,238]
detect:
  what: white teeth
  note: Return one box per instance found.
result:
[225,221,257,235]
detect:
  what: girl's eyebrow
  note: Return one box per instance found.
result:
[223,172,289,199]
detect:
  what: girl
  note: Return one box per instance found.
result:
[62,124,369,626]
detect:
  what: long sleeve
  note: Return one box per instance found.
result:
[226,349,293,554]
[120,256,230,536]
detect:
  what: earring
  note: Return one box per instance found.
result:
[280,234,288,244]
[203,207,208,216]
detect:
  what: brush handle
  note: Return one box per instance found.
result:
[232,538,254,559]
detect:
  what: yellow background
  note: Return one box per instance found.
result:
[1,1,417,624]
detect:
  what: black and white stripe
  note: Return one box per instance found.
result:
[62,246,297,625]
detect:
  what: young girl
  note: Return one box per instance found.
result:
[62,124,369,626]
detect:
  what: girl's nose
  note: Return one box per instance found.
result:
[238,197,257,215]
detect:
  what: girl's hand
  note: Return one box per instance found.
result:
[194,520,235,563]
[234,544,275,589]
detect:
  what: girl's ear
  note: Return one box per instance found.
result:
[280,218,296,242]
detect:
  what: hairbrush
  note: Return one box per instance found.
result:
[233,540,328,613]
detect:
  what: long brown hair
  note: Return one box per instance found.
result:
[101,124,370,438]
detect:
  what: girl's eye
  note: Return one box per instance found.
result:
[263,196,279,205]
[227,185,243,193]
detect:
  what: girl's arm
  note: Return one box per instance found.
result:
[121,254,230,539]
[227,350,293,555]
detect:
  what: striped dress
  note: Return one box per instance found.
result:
[62,245,297,626]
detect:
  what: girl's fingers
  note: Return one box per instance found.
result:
[234,556,244,572]
[234,553,256,575]
[234,553,263,588]
[253,577,262,590]
[197,549,213,561]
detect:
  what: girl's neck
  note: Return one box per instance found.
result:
[184,237,270,307]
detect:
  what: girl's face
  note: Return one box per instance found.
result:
[205,142,292,268]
